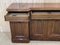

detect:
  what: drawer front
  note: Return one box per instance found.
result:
[5,13,29,22]
[31,12,60,19]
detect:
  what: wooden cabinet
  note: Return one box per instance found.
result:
[4,3,60,43]
[30,12,60,40]
[5,13,30,43]
[30,20,60,40]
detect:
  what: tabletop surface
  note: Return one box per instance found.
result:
[7,3,60,12]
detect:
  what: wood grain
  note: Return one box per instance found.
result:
[10,22,29,43]
[32,12,60,19]
[5,13,29,22]
[7,3,60,12]
[30,20,48,40]
[5,3,60,42]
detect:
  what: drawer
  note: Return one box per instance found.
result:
[5,13,29,22]
[31,12,60,19]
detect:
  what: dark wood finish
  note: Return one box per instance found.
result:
[30,12,60,40]
[5,13,29,22]
[4,3,60,43]
[30,20,48,40]
[10,22,29,43]
[32,12,60,19]
[7,3,60,12]
[31,12,60,40]
[30,20,60,41]
[47,20,60,40]
[5,12,30,43]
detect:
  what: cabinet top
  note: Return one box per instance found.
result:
[7,3,60,12]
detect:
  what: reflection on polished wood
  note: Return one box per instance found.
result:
[7,3,60,12]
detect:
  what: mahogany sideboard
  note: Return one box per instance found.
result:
[5,3,60,43]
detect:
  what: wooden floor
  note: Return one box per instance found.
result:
[0,32,60,45]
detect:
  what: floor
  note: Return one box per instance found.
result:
[0,32,60,45]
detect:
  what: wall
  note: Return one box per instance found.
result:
[0,0,60,32]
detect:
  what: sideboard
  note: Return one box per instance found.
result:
[5,3,60,43]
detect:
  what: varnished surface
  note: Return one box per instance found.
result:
[10,22,29,43]
[5,13,29,22]
[7,3,60,12]
[32,12,60,19]
[7,3,31,12]
[47,20,60,40]
[5,3,60,43]
[30,20,60,40]
[30,20,47,40]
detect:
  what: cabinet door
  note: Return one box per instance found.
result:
[30,20,48,40]
[48,20,60,40]
[10,22,29,43]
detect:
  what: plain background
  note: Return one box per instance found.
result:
[0,0,60,32]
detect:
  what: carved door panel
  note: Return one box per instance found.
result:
[10,22,29,42]
[30,20,48,40]
[48,20,60,40]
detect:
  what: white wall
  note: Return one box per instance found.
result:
[0,0,60,32]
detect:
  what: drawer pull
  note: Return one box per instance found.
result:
[12,14,16,16]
